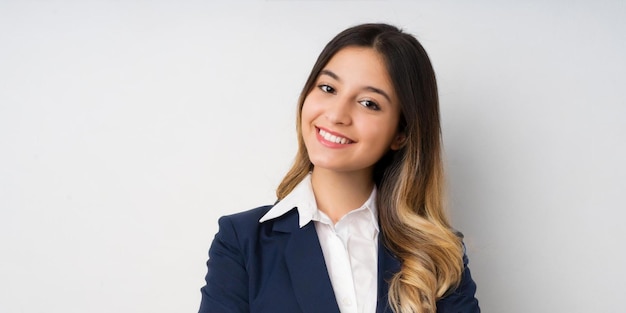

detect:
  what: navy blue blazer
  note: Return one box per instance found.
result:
[199,205,479,313]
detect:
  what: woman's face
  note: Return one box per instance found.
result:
[301,46,403,176]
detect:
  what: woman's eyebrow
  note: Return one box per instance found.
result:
[320,69,340,81]
[320,69,392,103]
[364,86,391,103]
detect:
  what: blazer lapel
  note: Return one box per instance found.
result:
[276,208,341,313]
[377,238,401,313]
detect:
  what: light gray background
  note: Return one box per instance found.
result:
[1,1,624,312]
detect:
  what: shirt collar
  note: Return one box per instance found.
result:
[259,173,379,231]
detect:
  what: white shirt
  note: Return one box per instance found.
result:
[259,174,379,313]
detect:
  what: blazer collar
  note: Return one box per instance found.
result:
[272,208,401,313]
[377,237,401,313]
[281,209,341,313]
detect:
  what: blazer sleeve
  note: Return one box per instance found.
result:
[436,251,480,313]
[199,216,249,313]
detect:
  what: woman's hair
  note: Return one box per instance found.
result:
[276,23,463,313]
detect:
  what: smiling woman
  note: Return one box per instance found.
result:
[199,23,480,313]
[301,47,403,185]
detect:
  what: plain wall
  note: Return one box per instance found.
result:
[1,1,624,312]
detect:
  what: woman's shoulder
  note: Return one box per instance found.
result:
[218,204,274,229]
[213,205,279,249]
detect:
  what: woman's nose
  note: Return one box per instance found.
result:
[324,96,352,125]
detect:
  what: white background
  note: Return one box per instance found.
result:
[1,1,625,312]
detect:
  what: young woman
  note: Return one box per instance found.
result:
[199,23,480,313]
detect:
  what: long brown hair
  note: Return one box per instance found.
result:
[276,23,463,313]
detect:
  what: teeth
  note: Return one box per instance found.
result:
[319,129,351,144]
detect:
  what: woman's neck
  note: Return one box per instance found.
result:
[310,167,375,223]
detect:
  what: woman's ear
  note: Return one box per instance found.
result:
[390,132,406,150]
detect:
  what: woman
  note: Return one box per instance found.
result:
[199,23,480,313]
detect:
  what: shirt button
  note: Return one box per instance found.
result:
[343,297,352,306]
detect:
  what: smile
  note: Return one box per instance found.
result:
[317,128,353,144]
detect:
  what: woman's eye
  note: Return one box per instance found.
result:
[319,84,335,94]
[359,99,381,111]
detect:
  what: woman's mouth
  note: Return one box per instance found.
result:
[317,127,353,145]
